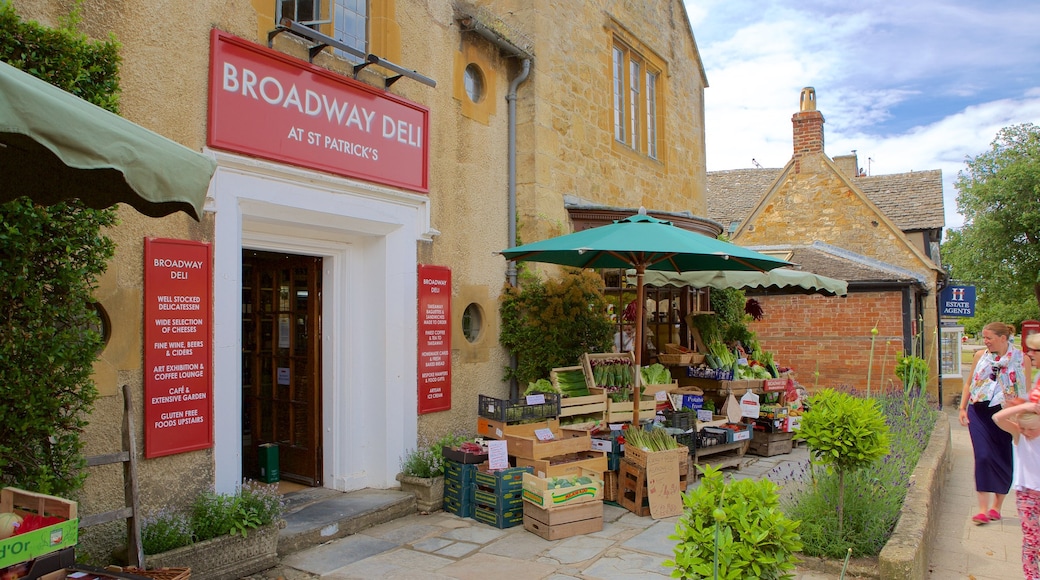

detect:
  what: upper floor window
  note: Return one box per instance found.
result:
[611,39,662,159]
[278,0,368,60]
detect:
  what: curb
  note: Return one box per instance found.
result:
[878,412,952,579]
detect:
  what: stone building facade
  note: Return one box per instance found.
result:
[6,0,708,557]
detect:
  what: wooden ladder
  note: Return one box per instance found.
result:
[80,384,143,567]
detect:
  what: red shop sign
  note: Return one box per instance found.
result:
[418,265,451,414]
[143,238,213,458]
[208,30,429,192]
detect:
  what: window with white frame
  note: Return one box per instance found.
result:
[611,39,662,159]
[278,0,368,60]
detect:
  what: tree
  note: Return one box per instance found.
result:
[795,389,890,538]
[943,124,1040,330]
[0,3,119,495]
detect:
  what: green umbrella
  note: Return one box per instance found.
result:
[0,60,216,220]
[501,208,790,423]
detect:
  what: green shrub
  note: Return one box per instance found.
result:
[499,269,614,386]
[784,387,935,558]
[795,389,890,537]
[400,433,468,478]
[665,465,802,580]
[140,482,284,554]
[0,0,119,497]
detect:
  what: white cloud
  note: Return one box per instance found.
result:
[687,0,1040,230]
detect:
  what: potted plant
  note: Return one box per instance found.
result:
[396,434,467,513]
[138,481,283,580]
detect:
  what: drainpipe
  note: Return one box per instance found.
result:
[507,58,531,287]
[506,59,532,399]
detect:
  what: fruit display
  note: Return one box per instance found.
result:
[0,512,22,539]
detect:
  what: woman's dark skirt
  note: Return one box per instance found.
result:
[969,401,1014,493]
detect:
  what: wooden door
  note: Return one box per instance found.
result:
[241,251,322,485]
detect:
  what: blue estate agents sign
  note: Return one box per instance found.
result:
[940,285,976,318]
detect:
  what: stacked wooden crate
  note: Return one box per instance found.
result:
[522,467,604,540]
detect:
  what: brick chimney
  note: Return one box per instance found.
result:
[792,87,824,173]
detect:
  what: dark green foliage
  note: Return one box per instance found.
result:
[709,287,756,349]
[0,3,119,495]
[499,269,614,385]
[666,465,802,579]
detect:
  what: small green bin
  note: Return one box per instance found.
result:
[258,443,279,483]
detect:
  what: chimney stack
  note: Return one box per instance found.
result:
[792,87,824,173]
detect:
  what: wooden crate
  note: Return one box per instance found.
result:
[582,352,636,390]
[558,393,607,418]
[0,488,78,569]
[591,388,657,423]
[477,417,560,440]
[747,431,794,457]
[617,457,689,517]
[521,467,604,510]
[505,428,590,460]
[514,450,608,479]
[603,470,618,502]
[623,445,689,470]
[523,500,604,540]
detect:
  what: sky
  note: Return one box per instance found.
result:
[684,0,1040,230]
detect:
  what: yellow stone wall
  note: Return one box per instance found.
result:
[7,0,709,557]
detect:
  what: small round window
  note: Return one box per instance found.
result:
[463,64,485,104]
[462,302,483,343]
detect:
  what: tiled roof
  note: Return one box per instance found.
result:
[705,166,945,231]
[705,168,783,227]
[854,169,945,230]
[749,241,928,287]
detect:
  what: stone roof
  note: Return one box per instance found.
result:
[705,166,945,232]
[854,169,944,230]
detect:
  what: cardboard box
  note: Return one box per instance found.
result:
[642,380,678,397]
[521,467,603,509]
[703,422,751,444]
[785,416,802,432]
[505,427,590,460]
[442,445,488,464]
[0,488,78,569]
[514,450,608,478]
[477,417,560,440]
[523,500,604,540]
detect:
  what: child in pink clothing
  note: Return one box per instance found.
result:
[995,332,1040,580]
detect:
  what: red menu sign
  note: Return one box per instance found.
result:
[208,30,429,192]
[143,238,213,458]
[418,265,451,414]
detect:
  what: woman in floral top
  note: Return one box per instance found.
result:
[959,322,1033,524]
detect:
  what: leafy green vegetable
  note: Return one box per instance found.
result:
[640,363,672,385]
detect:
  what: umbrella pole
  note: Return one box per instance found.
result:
[632,265,645,425]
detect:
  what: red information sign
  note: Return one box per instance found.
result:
[208,30,429,193]
[418,265,451,414]
[144,238,213,458]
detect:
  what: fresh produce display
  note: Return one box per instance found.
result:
[608,387,635,403]
[624,427,679,451]
[701,398,716,412]
[640,363,671,385]
[591,357,634,390]
[543,473,598,489]
[524,378,557,396]
[553,368,590,397]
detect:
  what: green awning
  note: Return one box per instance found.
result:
[634,268,848,296]
[0,60,216,220]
